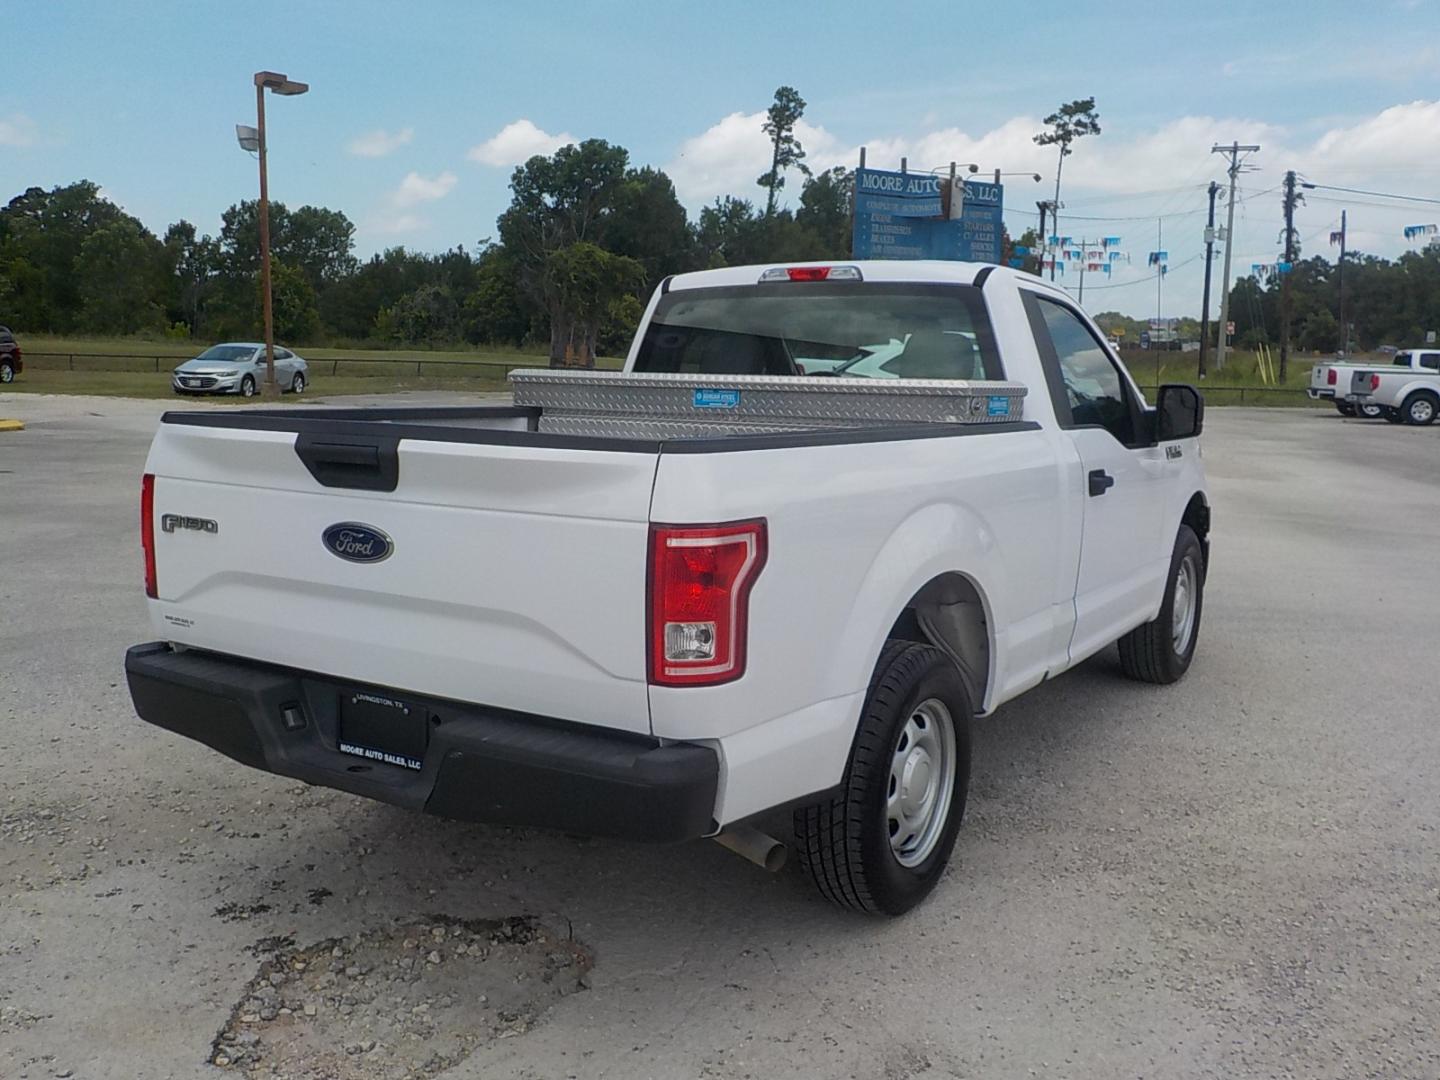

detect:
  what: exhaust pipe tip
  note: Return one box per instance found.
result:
[714,825,787,873]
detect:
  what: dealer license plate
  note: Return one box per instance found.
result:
[337,691,427,770]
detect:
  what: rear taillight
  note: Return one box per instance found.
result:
[1327,369,1337,385]
[758,265,863,283]
[141,473,157,598]
[648,520,767,686]
[1371,373,1381,391]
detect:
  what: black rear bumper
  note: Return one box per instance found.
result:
[124,643,718,843]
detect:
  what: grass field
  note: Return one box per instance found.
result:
[4,335,1339,405]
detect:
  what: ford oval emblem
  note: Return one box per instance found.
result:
[322,522,393,564]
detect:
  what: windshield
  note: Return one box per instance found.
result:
[195,345,256,362]
[633,283,1001,381]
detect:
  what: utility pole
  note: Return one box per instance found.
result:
[1198,181,1219,379]
[1212,141,1260,371]
[1279,170,1301,382]
[1336,209,1348,356]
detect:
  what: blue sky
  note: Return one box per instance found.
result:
[4,0,1438,317]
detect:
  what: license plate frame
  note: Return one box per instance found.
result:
[337,691,427,770]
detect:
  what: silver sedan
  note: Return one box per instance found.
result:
[172,343,309,396]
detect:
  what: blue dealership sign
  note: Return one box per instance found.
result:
[852,168,1004,264]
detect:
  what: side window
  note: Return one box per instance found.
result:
[1420,352,1440,372]
[276,348,292,360]
[1033,297,1136,445]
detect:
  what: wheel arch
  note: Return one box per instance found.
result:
[1181,490,1211,573]
[884,572,994,717]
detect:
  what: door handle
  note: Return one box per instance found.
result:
[1088,469,1115,497]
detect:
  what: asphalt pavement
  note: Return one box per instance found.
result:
[2,393,1438,1080]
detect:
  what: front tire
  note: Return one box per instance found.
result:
[240,375,257,398]
[794,641,972,916]
[1402,391,1438,426]
[290,372,306,394]
[1118,525,1204,684]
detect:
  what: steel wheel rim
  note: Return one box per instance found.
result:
[1411,399,1434,423]
[886,697,957,868]
[1172,554,1198,655]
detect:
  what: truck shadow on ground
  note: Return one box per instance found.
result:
[269,645,1158,938]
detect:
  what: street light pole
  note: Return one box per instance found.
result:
[255,79,276,398]
[245,71,308,400]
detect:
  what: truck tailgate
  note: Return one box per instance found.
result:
[145,421,657,734]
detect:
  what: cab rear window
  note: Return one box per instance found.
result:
[633,283,1002,381]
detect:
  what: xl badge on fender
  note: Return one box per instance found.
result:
[323,522,393,563]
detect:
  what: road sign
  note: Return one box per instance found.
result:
[1427,330,1437,344]
[1226,321,1236,336]
[852,168,1004,264]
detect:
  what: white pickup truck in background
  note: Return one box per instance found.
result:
[1348,348,1440,425]
[126,261,1210,916]
[1309,360,1387,418]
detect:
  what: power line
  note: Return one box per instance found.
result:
[1299,181,1440,207]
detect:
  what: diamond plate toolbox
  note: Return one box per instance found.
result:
[510,370,1027,428]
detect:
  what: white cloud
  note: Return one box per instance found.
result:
[0,112,37,147]
[391,170,458,207]
[664,110,848,206]
[347,127,414,158]
[467,119,575,167]
[370,212,426,235]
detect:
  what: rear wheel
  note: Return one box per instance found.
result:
[1358,402,1385,419]
[794,641,972,916]
[1402,391,1438,426]
[0,361,13,384]
[1118,525,1204,684]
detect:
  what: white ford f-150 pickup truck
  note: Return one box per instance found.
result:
[126,261,1210,915]
[1347,348,1440,426]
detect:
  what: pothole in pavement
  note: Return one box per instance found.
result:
[211,915,591,1079]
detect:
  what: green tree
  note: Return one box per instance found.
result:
[381,283,462,344]
[76,218,165,333]
[1034,98,1101,242]
[758,86,810,218]
[541,242,644,366]
[498,139,634,360]
[264,261,320,342]
[162,220,220,336]
[1298,307,1339,352]
[463,246,534,345]
[605,166,695,290]
[795,166,852,256]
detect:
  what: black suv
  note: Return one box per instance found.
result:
[0,326,21,383]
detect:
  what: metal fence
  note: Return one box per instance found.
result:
[21,351,554,380]
[21,352,1320,404]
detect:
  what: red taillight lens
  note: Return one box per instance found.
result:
[786,266,831,281]
[141,473,157,598]
[1327,369,1337,385]
[648,520,767,687]
[1371,373,1381,391]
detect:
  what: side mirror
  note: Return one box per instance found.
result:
[1156,383,1204,441]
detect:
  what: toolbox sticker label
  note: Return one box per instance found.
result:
[987,396,1010,417]
[693,388,741,409]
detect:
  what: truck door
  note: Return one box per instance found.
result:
[1022,293,1169,664]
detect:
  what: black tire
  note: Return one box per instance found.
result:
[1383,408,1406,425]
[794,641,972,916]
[1401,391,1438,426]
[1334,401,1356,417]
[0,361,13,384]
[290,372,306,394]
[1118,525,1205,685]
[1358,402,1385,419]
[240,375,257,398]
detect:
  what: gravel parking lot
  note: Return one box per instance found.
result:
[2,393,1438,1080]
